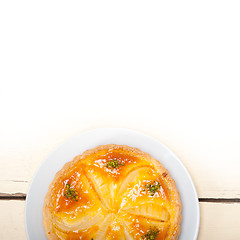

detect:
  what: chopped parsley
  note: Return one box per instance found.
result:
[145,181,161,196]
[64,183,78,201]
[141,226,159,240]
[106,158,124,170]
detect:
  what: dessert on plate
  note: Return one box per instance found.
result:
[43,144,182,240]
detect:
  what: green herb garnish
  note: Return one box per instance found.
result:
[106,158,124,170]
[64,183,78,201]
[145,181,161,196]
[141,226,159,240]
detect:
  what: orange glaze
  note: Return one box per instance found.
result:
[54,167,91,213]
[66,226,98,240]
[119,168,171,208]
[54,225,99,240]
[106,224,125,239]
[88,151,147,181]
[129,215,169,240]
[131,220,152,237]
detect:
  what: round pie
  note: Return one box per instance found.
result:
[43,144,182,240]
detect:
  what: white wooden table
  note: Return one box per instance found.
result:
[1,1,240,239]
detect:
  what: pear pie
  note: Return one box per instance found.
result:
[43,144,182,240]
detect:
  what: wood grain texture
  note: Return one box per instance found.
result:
[0,201,27,240]
[1,201,240,240]
[198,202,240,240]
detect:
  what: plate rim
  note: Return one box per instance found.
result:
[25,127,200,240]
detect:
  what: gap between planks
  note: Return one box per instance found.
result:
[1,193,240,203]
[0,193,26,200]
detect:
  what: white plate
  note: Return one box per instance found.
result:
[25,128,200,240]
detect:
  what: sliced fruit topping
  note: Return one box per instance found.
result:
[81,146,153,181]
[54,169,100,213]
[104,215,126,240]
[85,170,115,209]
[117,166,153,198]
[54,211,105,232]
[122,213,170,240]
[94,214,113,240]
[52,167,106,232]
[53,224,99,240]
[82,148,153,210]
[122,203,170,222]
[117,166,171,211]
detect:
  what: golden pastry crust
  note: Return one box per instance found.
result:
[43,144,182,240]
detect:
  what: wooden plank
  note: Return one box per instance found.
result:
[0,201,26,240]
[198,202,240,240]
[0,201,240,239]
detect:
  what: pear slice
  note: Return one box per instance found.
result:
[122,213,170,240]
[95,214,113,240]
[85,170,115,209]
[53,172,106,232]
[122,202,170,222]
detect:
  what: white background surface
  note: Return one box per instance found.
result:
[0,0,240,239]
